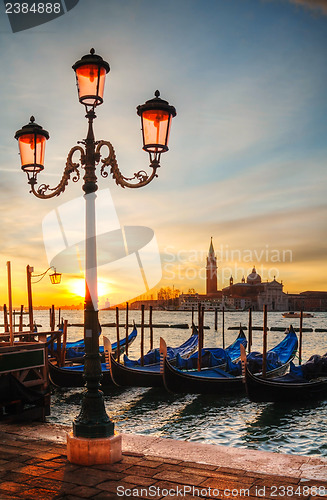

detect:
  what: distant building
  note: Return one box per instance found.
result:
[222,267,288,311]
[287,291,327,312]
[206,237,218,295]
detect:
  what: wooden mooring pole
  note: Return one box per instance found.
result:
[7,261,14,345]
[248,307,252,353]
[149,305,153,350]
[26,265,34,332]
[262,304,268,378]
[222,306,225,349]
[140,304,145,366]
[116,307,120,363]
[299,309,303,365]
[125,302,129,357]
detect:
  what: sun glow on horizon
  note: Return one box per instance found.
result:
[69,278,111,299]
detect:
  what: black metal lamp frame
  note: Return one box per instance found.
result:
[15,49,176,440]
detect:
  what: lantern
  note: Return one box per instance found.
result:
[49,270,62,285]
[72,48,110,107]
[14,116,49,175]
[137,90,176,155]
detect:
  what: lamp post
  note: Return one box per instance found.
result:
[26,265,62,332]
[15,48,176,463]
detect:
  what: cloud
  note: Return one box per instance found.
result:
[288,0,327,15]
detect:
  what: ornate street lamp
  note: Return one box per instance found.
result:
[15,49,176,463]
[26,265,62,332]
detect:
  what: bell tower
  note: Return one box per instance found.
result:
[206,237,217,295]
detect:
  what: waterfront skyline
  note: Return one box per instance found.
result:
[0,0,326,306]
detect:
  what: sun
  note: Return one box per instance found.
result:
[69,278,111,298]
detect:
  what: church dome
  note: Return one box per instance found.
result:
[247,267,261,284]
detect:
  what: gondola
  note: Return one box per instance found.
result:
[161,326,298,395]
[123,323,199,368]
[50,325,137,363]
[106,326,199,388]
[242,345,327,402]
[48,326,137,388]
[174,328,247,370]
[107,328,246,388]
[48,359,114,388]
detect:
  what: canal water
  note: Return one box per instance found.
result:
[33,309,327,457]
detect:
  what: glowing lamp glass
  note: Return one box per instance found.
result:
[137,91,176,156]
[50,272,62,285]
[141,110,171,153]
[73,49,110,107]
[75,64,107,107]
[18,133,46,173]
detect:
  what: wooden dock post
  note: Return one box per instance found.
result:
[3,304,9,333]
[59,320,68,367]
[125,302,129,356]
[248,307,252,353]
[149,305,153,351]
[19,305,24,332]
[262,304,268,378]
[26,265,34,332]
[222,306,225,349]
[116,307,120,363]
[197,304,203,371]
[50,305,55,331]
[191,306,194,325]
[299,309,303,365]
[214,307,218,331]
[7,261,14,345]
[140,304,145,366]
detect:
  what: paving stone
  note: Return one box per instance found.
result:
[142,455,183,464]
[23,488,63,500]
[181,461,218,471]
[135,458,164,468]
[153,462,183,472]
[120,474,156,487]
[24,476,70,492]
[123,451,145,457]
[0,460,27,471]
[1,471,35,483]
[92,493,122,500]
[65,484,101,498]
[122,464,165,477]
[14,464,53,476]
[92,462,132,472]
[95,479,139,494]
[152,469,206,486]
[0,482,31,498]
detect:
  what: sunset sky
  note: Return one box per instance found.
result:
[0,0,326,307]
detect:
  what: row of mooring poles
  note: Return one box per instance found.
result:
[111,302,305,376]
[114,303,154,367]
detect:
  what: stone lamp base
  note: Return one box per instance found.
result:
[67,431,122,465]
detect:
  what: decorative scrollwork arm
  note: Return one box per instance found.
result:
[29,145,85,199]
[96,140,159,189]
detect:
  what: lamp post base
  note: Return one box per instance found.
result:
[67,431,122,465]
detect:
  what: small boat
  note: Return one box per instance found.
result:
[161,326,298,395]
[282,312,314,318]
[107,326,199,388]
[48,359,114,388]
[174,328,247,370]
[48,326,137,388]
[124,323,199,368]
[242,347,327,402]
[50,325,137,363]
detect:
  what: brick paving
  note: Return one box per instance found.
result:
[0,429,326,499]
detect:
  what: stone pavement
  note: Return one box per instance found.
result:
[0,423,326,499]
